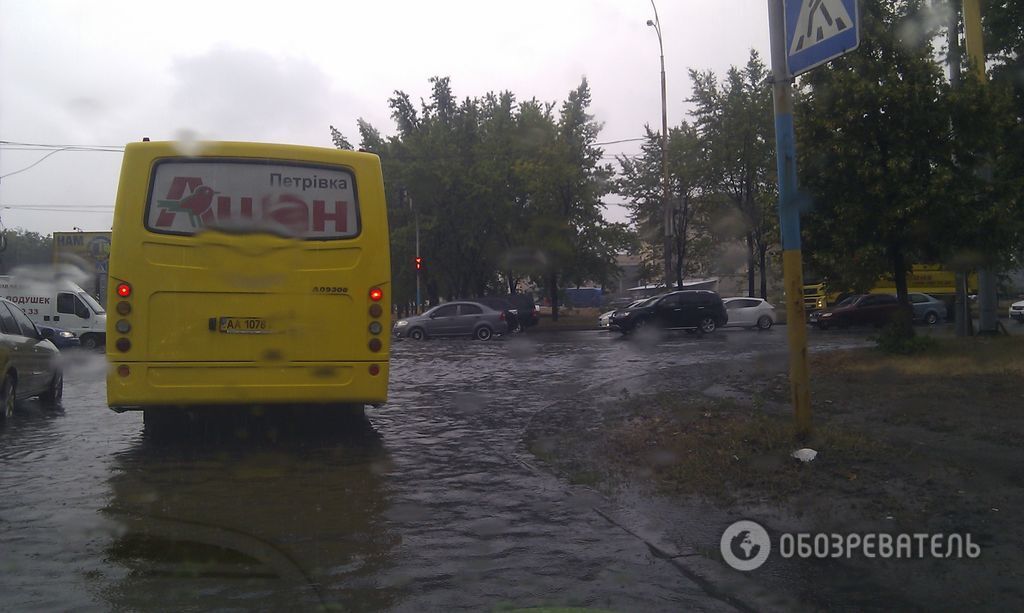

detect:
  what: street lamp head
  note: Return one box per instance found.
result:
[646,19,655,26]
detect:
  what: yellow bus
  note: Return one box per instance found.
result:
[804,265,978,310]
[106,141,390,416]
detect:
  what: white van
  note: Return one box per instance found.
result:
[0,276,107,349]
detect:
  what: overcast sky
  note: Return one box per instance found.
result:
[0,0,771,236]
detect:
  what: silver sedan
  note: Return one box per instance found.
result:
[393,301,509,340]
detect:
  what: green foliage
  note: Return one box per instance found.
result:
[874,328,937,355]
[799,0,1024,300]
[618,50,778,294]
[328,125,353,150]
[332,77,624,310]
[618,123,717,286]
[0,229,53,273]
[688,50,778,297]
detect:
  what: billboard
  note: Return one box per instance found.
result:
[53,231,111,305]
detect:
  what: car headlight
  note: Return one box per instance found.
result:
[821,312,833,318]
[58,331,75,338]
[395,320,409,327]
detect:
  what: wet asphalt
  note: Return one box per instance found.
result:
[0,325,879,611]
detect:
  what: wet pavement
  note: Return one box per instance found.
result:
[0,327,873,611]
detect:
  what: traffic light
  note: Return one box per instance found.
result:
[415,256,423,271]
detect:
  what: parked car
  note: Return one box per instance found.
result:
[908,293,947,325]
[470,295,539,332]
[1011,299,1024,324]
[610,290,728,335]
[37,325,81,350]
[393,301,509,340]
[0,298,63,419]
[722,297,776,330]
[809,293,901,329]
[598,299,645,329]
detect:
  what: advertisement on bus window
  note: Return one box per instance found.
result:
[146,160,360,239]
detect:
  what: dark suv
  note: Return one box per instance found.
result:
[471,295,538,332]
[610,290,728,334]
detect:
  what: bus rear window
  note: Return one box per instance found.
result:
[145,160,360,239]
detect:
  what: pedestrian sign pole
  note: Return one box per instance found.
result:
[767,0,859,437]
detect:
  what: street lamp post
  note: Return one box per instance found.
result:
[647,1,672,289]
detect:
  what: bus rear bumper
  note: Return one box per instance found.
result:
[107,361,388,410]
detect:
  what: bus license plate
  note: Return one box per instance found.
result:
[219,317,271,334]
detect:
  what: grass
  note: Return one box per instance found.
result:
[534,307,602,330]
[821,335,1023,376]
[604,394,885,504]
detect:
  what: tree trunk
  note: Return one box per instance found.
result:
[427,281,439,308]
[890,244,915,338]
[675,198,688,289]
[758,242,769,299]
[507,273,516,295]
[548,272,559,322]
[746,233,755,297]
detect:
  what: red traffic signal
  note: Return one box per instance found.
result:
[415,256,423,271]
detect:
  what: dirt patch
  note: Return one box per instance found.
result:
[524,336,1024,610]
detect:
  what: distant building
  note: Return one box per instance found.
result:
[611,253,643,295]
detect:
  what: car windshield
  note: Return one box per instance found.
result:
[3,3,1022,612]
[634,296,662,308]
[78,291,105,314]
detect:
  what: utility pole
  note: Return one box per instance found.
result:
[943,0,973,337]
[963,0,999,334]
[412,194,421,313]
[400,188,421,314]
[768,0,812,436]
[648,1,672,289]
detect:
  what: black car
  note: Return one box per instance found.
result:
[610,290,728,334]
[471,295,539,332]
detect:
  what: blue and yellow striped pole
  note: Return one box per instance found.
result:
[768,0,812,436]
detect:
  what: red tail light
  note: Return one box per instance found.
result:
[369,287,383,302]
[499,311,505,321]
[117,283,132,298]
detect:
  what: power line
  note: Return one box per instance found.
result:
[593,137,648,146]
[0,140,125,151]
[0,145,124,180]
[2,205,114,213]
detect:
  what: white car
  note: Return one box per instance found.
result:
[723,297,776,330]
[1010,299,1024,324]
[597,299,645,329]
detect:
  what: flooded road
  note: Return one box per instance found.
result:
[0,328,868,611]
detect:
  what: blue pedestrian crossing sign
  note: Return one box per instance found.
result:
[785,0,859,77]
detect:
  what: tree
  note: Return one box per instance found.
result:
[334,77,627,316]
[798,0,1024,329]
[797,0,957,339]
[0,229,52,273]
[518,79,622,320]
[689,50,777,298]
[618,123,715,287]
[329,125,353,150]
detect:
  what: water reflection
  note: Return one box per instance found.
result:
[96,409,398,610]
